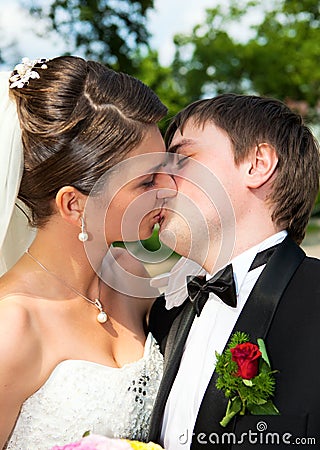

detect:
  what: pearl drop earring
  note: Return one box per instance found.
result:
[78,216,88,242]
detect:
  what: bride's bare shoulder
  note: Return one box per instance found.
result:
[0,291,43,424]
[0,290,34,336]
[0,257,38,297]
[0,293,41,384]
[0,269,39,341]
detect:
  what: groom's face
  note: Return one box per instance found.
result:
[159,118,244,262]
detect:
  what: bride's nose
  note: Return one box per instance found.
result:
[155,173,177,199]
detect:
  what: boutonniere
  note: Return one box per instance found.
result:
[215,331,280,427]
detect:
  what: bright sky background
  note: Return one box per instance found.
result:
[0,0,219,69]
[149,0,217,64]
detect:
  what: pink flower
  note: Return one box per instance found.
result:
[51,434,132,450]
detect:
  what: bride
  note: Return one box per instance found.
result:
[0,56,176,449]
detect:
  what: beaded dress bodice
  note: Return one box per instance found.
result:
[4,333,163,450]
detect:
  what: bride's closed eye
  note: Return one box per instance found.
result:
[140,175,156,188]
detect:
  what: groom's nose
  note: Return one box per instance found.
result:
[155,173,177,199]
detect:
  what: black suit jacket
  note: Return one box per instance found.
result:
[148,237,320,449]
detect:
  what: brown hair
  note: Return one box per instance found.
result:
[10,56,167,227]
[165,94,320,244]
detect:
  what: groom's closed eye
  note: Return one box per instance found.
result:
[176,155,190,169]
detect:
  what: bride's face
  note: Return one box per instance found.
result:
[102,126,176,245]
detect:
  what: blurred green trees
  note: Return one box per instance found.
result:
[24,0,155,74]
[17,0,320,126]
[169,0,320,123]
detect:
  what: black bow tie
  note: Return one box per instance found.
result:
[187,264,236,315]
[187,243,280,316]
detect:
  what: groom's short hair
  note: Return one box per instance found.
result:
[165,94,320,244]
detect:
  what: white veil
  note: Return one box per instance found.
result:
[0,72,35,276]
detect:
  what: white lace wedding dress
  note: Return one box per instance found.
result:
[4,333,163,450]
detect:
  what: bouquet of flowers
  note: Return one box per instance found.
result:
[215,331,279,427]
[51,434,163,450]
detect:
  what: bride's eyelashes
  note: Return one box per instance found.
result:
[140,174,156,188]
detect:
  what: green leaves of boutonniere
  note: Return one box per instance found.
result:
[215,331,279,427]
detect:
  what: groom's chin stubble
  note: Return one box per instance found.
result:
[159,213,224,269]
[159,218,186,254]
[159,218,193,258]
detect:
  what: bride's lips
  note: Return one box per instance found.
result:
[156,208,166,227]
[150,209,162,225]
[150,208,163,224]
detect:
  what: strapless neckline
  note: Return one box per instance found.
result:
[46,331,152,373]
[4,332,163,450]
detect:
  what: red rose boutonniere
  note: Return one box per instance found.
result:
[215,331,280,427]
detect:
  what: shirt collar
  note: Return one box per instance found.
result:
[228,230,287,295]
[151,230,287,310]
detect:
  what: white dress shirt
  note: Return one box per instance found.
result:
[160,231,287,449]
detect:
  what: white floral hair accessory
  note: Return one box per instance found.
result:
[9,57,49,89]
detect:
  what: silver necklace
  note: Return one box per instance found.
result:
[25,249,108,324]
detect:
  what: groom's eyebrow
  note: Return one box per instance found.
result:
[145,160,167,174]
[150,162,164,173]
[167,139,195,154]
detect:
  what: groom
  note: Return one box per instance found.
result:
[148,94,320,449]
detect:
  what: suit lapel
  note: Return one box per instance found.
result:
[191,237,305,448]
[148,299,196,441]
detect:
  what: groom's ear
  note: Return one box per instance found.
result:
[245,143,278,189]
[54,186,87,225]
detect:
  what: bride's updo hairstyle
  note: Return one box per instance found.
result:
[10,56,167,227]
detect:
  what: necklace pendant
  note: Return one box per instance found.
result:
[25,250,107,326]
[94,298,107,324]
[97,311,108,323]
